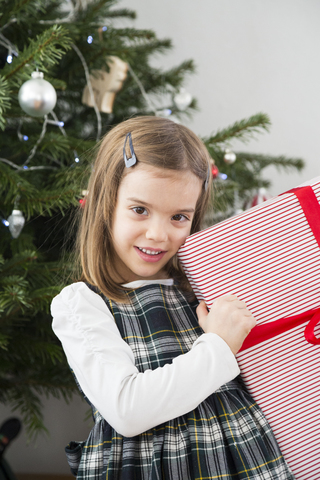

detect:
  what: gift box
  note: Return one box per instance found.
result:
[178,177,320,480]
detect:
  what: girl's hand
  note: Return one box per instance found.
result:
[196,295,256,355]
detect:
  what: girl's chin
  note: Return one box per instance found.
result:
[125,266,169,283]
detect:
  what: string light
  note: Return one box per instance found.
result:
[17,119,28,142]
[74,149,80,163]
[127,64,158,116]
[2,219,9,227]
[102,26,107,31]
[23,115,48,166]
[0,33,18,61]
[156,108,172,117]
[72,43,101,141]
[87,35,93,44]
[17,130,29,142]
[47,118,64,127]
[219,173,228,180]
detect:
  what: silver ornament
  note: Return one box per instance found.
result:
[223,149,237,164]
[18,72,57,117]
[173,88,192,111]
[7,210,25,238]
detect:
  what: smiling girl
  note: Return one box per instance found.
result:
[51,116,294,479]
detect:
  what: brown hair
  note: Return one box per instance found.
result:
[77,116,212,301]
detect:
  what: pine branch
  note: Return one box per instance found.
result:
[204,113,271,145]
[6,387,48,440]
[2,24,72,84]
[110,27,157,40]
[0,0,46,27]
[162,60,196,85]
[73,0,137,21]
[235,152,305,172]
[137,60,196,92]
[0,283,31,314]
[0,162,35,202]
[18,187,79,218]
[0,360,76,439]
[0,161,81,217]
[0,333,9,351]
[127,38,172,58]
[0,76,11,130]
[28,287,64,314]
[104,8,136,20]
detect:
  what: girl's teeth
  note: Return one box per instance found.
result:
[139,248,161,255]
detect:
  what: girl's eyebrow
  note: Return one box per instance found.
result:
[127,197,195,213]
[127,196,149,205]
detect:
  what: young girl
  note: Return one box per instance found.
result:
[51,116,294,480]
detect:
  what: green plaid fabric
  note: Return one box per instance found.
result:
[66,283,295,479]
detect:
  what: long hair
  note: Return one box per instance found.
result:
[76,116,212,301]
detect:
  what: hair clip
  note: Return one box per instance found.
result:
[204,163,211,191]
[123,132,137,168]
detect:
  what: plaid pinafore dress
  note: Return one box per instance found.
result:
[66,283,295,480]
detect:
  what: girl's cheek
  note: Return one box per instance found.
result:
[178,230,190,245]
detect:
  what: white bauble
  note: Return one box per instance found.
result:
[8,210,25,238]
[223,149,237,164]
[173,88,192,111]
[18,72,57,117]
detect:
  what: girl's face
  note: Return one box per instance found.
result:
[112,163,202,283]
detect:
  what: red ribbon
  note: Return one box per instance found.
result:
[304,310,320,344]
[239,185,320,352]
[286,186,320,249]
[240,308,320,351]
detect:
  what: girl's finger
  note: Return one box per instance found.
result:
[196,301,208,319]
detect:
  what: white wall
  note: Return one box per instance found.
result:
[1,0,319,474]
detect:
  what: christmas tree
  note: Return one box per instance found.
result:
[0,0,304,437]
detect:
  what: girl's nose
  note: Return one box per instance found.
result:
[145,221,168,243]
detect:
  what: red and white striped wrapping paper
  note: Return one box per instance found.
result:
[178,177,320,480]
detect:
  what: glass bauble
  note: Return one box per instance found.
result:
[18,72,57,117]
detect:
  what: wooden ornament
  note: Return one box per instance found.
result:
[82,56,128,113]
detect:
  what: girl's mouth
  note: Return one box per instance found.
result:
[138,247,163,255]
[135,246,167,262]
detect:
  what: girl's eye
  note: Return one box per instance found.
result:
[172,214,189,222]
[132,207,148,216]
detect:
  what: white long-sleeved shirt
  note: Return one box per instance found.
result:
[51,280,240,437]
